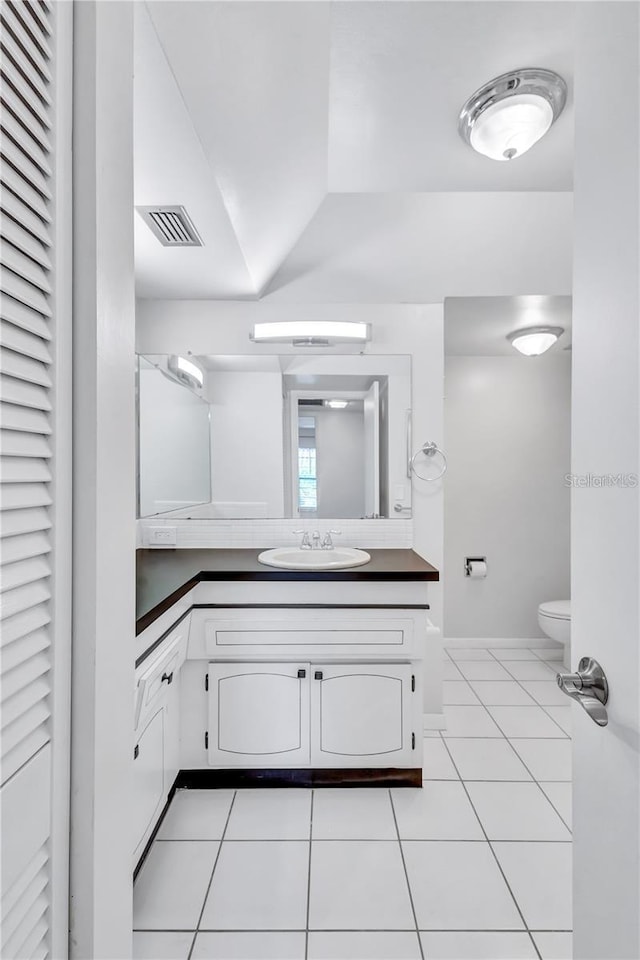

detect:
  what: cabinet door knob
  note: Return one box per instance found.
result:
[297,669,306,678]
[161,671,173,685]
[314,670,323,681]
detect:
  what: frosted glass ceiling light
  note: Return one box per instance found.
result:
[250,321,370,346]
[507,326,564,356]
[458,69,567,162]
[326,399,349,409]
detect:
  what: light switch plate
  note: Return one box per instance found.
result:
[148,526,177,546]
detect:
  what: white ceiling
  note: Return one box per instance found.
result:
[444,295,573,356]
[135,1,576,302]
[328,2,575,192]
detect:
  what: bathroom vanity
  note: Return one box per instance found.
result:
[133,547,439,866]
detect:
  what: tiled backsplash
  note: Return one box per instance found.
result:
[137,518,413,550]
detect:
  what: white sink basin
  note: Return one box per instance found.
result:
[257,547,371,571]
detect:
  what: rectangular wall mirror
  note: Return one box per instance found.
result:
[137,353,412,520]
[138,356,211,517]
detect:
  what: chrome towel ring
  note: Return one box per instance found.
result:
[409,441,448,481]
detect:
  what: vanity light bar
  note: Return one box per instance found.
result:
[250,321,371,344]
[168,355,204,389]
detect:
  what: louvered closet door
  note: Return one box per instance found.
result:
[1,3,65,958]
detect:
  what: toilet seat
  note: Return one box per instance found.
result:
[538,600,571,621]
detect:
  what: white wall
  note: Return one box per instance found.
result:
[136,301,444,712]
[313,405,365,518]
[206,370,284,517]
[444,355,571,638]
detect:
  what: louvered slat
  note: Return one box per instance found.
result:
[0,556,51,594]
[0,348,51,385]
[1,890,48,958]
[0,240,52,292]
[0,293,51,337]
[0,266,52,315]
[0,431,51,458]
[0,482,52,510]
[0,507,51,540]
[0,162,51,223]
[0,676,51,730]
[22,1,53,39]
[1,95,52,176]
[0,579,51,621]
[1,404,51,435]
[0,376,52,411]
[0,189,52,249]
[0,78,50,157]
[1,136,51,199]
[5,1,53,63]
[1,16,52,108]
[0,457,52,484]
[0,605,50,648]
[1,631,49,673]
[1,847,47,919]
[1,213,52,273]
[1,3,52,87]
[1,850,48,950]
[1,321,51,361]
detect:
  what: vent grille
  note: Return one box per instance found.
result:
[136,205,203,247]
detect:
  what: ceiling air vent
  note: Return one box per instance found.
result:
[136,205,203,247]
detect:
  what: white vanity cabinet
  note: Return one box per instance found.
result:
[133,616,189,864]
[193,596,430,774]
[207,662,310,766]
[207,661,416,768]
[310,663,415,765]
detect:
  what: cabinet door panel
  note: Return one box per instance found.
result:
[133,709,165,860]
[311,664,415,766]
[208,663,310,766]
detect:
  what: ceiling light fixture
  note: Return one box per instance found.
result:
[168,354,204,388]
[325,400,349,409]
[507,326,564,356]
[458,68,567,162]
[250,321,370,346]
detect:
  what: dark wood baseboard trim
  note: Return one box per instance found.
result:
[175,767,422,789]
[133,775,179,881]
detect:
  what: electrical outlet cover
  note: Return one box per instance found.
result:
[148,526,177,546]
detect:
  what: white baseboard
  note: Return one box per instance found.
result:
[444,637,561,650]
[423,713,446,732]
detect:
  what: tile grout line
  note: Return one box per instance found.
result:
[487,651,571,740]
[304,790,314,960]
[439,737,543,960]
[484,651,574,828]
[388,789,425,960]
[186,790,237,960]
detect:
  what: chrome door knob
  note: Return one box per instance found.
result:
[557,657,609,726]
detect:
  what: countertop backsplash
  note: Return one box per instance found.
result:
[136,517,413,550]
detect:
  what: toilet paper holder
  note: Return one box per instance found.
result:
[465,557,487,577]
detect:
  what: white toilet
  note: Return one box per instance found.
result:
[538,600,571,667]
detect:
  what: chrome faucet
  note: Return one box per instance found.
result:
[321,531,342,550]
[312,531,321,550]
[293,530,312,550]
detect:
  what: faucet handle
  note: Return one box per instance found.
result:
[293,530,312,549]
[321,530,341,550]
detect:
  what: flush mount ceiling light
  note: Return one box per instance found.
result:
[325,399,349,409]
[168,354,204,388]
[250,321,370,346]
[458,68,567,162]
[507,326,564,356]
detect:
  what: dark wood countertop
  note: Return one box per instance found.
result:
[136,548,439,636]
